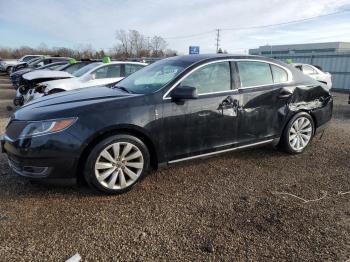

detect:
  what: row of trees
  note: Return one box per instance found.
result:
[0,30,177,60]
[113,30,176,58]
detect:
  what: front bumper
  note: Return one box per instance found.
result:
[1,130,82,183]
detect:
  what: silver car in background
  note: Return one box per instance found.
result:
[292,63,332,90]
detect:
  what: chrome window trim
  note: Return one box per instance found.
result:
[163,59,293,100]
[168,139,274,164]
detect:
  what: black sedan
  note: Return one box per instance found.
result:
[1,54,333,194]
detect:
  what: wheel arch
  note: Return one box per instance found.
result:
[76,125,158,183]
[282,109,317,137]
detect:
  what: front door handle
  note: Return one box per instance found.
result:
[219,96,239,110]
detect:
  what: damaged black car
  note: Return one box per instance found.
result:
[1,54,333,194]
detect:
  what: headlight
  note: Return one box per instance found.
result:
[19,118,77,138]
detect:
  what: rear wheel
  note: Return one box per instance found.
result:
[281,112,314,154]
[84,134,150,194]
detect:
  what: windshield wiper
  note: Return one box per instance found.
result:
[114,85,133,94]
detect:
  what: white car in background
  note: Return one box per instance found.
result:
[28,61,147,103]
[292,63,332,90]
[0,55,42,73]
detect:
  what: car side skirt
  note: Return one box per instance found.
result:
[167,138,275,164]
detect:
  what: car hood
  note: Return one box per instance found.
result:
[10,68,33,77]
[15,86,139,120]
[42,78,81,91]
[23,70,74,81]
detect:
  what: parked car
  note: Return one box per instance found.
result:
[14,61,98,106]
[0,55,43,73]
[10,60,70,89]
[0,54,333,194]
[292,63,332,89]
[11,56,71,74]
[29,61,146,102]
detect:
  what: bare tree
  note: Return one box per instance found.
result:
[151,36,167,57]
[114,29,171,58]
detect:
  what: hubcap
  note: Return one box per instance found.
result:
[95,142,144,190]
[289,117,312,151]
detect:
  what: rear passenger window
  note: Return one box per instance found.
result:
[180,62,231,94]
[237,61,273,87]
[271,65,288,83]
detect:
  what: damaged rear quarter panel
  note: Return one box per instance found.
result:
[288,84,333,128]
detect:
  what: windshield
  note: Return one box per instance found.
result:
[116,58,189,94]
[72,62,102,77]
[27,57,41,65]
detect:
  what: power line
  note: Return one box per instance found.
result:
[222,9,350,31]
[164,30,215,40]
[164,8,350,40]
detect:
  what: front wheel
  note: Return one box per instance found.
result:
[280,112,315,154]
[84,134,150,194]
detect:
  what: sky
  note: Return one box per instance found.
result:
[1,0,350,54]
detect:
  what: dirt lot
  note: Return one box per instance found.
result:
[0,72,349,261]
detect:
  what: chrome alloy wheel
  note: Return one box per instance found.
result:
[288,116,313,151]
[94,142,144,190]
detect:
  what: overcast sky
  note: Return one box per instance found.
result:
[1,0,350,54]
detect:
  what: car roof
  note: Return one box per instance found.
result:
[165,54,285,65]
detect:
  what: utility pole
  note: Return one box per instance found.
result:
[215,29,221,53]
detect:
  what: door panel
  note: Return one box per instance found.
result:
[236,86,289,144]
[162,93,239,160]
[161,61,239,160]
[235,61,292,144]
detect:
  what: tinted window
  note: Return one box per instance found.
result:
[22,56,38,62]
[271,65,288,83]
[125,64,145,77]
[91,64,121,79]
[237,61,273,87]
[93,66,109,79]
[116,58,188,94]
[107,64,121,78]
[179,62,231,94]
[63,63,90,74]
[72,62,102,77]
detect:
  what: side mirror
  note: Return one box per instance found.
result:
[170,86,198,100]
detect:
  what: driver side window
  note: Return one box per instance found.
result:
[179,62,231,95]
[92,66,109,79]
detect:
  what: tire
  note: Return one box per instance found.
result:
[84,134,150,194]
[6,66,12,74]
[280,112,315,154]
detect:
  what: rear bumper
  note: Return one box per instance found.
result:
[311,96,333,132]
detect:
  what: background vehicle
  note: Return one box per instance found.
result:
[31,61,146,100]
[13,61,96,106]
[0,54,333,194]
[0,55,43,73]
[11,56,71,74]
[10,60,70,89]
[292,63,332,89]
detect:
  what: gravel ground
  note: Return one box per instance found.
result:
[0,73,349,261]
